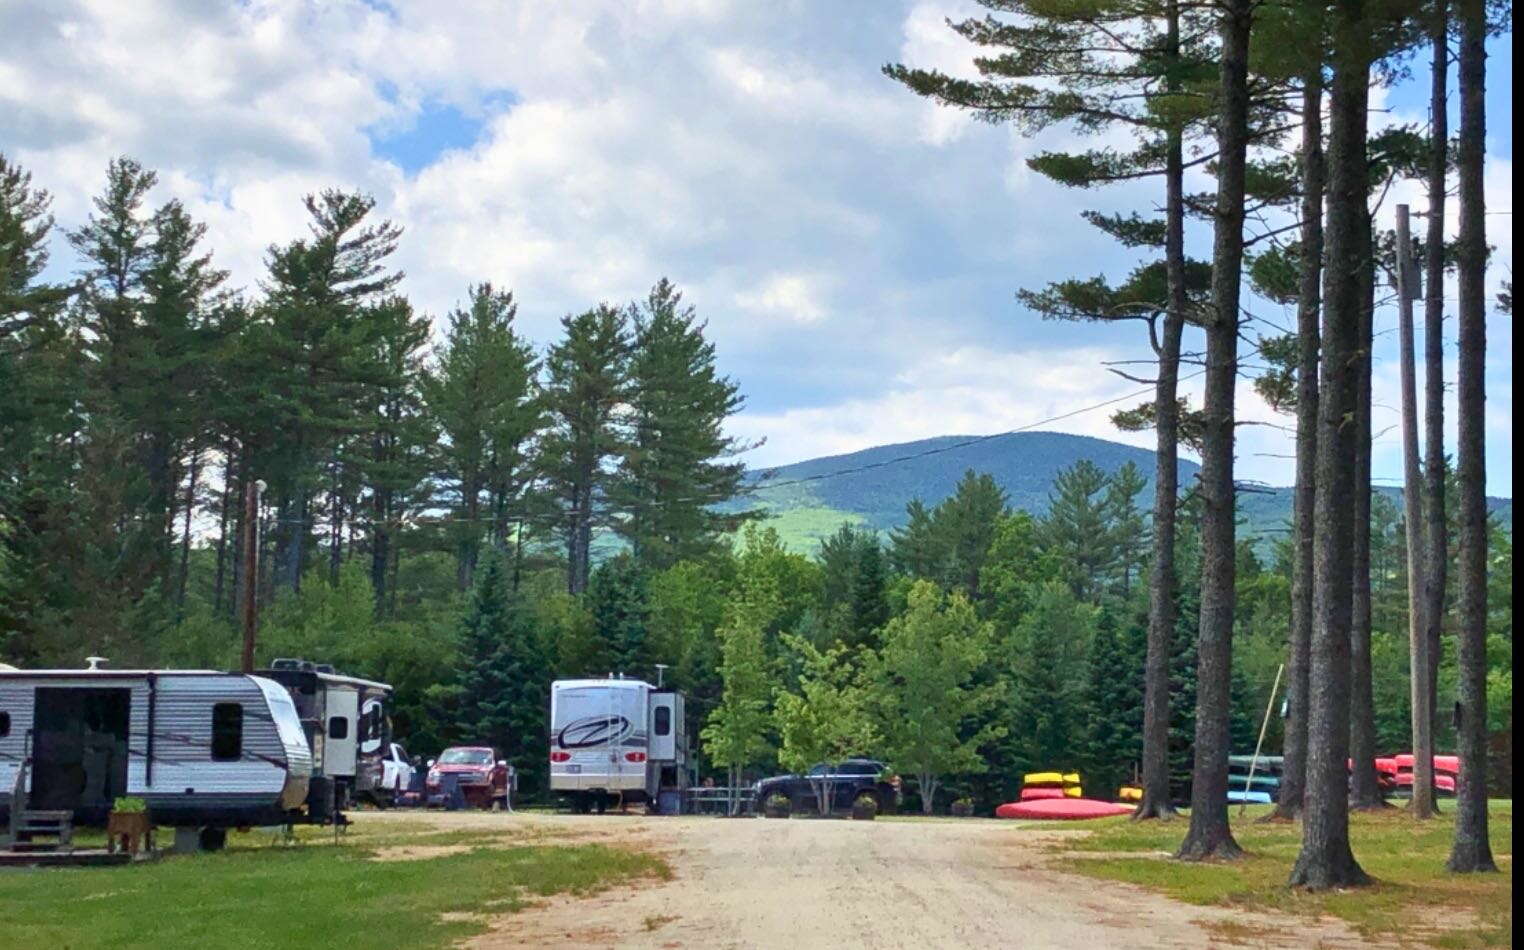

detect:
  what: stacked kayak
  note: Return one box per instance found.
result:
[1364,754,1459,797]
[1227,755,1283,804]
[1117,785,1143,803]
[996,771,1130,820]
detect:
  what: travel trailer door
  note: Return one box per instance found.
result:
[30,687,130,814]
[324,687,358,778]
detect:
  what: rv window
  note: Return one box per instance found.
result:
[211,703,243,761]
[0,711,9,737]
[654,705,671,737]
[329,716,349,740]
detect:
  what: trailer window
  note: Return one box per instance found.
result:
[211,703,243,761]
[0,711,9,737]
[654,705,671,737]
[329,716,349,740]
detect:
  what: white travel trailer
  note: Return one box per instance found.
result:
[255,659,393,818]
[549,677,686,813]
[0,668,311,842]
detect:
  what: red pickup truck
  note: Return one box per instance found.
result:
[425,746,511,809]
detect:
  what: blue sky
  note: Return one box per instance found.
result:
[4,0,1513,495]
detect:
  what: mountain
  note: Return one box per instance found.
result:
[726,431,1513,553]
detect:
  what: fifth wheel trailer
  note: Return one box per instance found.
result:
[549,677,687,813]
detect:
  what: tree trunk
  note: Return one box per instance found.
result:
[1135,0,1186,823]
[1269,69,1324,823]
[1289,0,1372,888]
[459,474,481,592]
[1420,0,1450,819]
[1176,0,1249,863]
[1349,210,1384,810]
[213,450,234,615]
[371,487,391,617]
[176,442,201,614]
[1446,0,1495,874]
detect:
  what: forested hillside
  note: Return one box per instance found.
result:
[730,433,1511,553]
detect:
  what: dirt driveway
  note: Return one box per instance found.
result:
[360,810,1380,949]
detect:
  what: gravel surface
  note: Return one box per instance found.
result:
[356,810,1385,949]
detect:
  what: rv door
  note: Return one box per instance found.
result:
[324,687,359,778]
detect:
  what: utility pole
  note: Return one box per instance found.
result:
[1395,204,1437,818]
[240,479,267,675]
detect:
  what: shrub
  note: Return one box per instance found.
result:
[950,797,974,818]
[851,794,878,821]
[112,796,147,814]
[764,794,791,818]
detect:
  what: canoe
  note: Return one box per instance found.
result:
[995,798,1134,820]
[1394,754,1460,774]
[1023,771,1081,787]
[1228,755,1284,770]
[1019,787,1067,801]
[1226,773,1281,788]
[1227,790,1272,805]
[1395,772,1457,792]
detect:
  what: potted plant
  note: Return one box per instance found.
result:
[107,796,153,854]
[950,797,974,818]
[851,794,878,821]
[763,794,791,819]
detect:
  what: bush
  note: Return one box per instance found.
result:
[950,797,974,818]
[763,794,791,818]
[851,794,878,821]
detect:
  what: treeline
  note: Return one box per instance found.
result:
[0,153,750,669]
[889,0,1509,883]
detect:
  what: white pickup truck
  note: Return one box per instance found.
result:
[380,742,416,804]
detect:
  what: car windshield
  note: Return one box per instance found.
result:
[438,748,493,765]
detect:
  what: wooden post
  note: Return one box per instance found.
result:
[240,479,265,674]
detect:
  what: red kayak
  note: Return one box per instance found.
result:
[995,798,1134,820]
[1019,787,1068,801]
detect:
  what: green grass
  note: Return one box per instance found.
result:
[0,824,667,949]
[1058,801,1513,948]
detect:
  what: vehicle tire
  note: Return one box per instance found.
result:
[199,827,228,851]
[573,793,592,815]
[594,794,607,815]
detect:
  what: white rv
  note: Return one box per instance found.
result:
[0,668,311,840]
[549,677,686,813]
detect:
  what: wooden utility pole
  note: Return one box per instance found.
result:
[240,479,266,674]
[1395,205,1437,818]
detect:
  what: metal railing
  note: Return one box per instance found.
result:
[684,786,755,816]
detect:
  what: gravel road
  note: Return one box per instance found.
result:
[359,810,1381,949]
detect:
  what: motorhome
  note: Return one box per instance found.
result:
[0,667,311,839]
[254,659,393,818]
[549,677,687,813]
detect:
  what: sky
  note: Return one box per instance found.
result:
[3,0,1513,495]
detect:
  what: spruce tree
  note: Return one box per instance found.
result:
[1082,608,1144,800]
[586,554,651,676]
[1041,461,1116,604]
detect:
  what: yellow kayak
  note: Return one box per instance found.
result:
[1023,771,1082,787]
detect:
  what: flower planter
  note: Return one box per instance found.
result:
[950,800,974,818]
[851,795,878,821]
[107,811,154,855]
[763,796,791,819]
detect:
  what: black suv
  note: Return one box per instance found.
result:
[754,758,900,814]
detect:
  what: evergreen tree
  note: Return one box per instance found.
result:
[1041,460,1116,604]
[454,554,548,794]
[586,554,651,676]
[887,499,946,580]
[541,305,630,594]
[1082,608,1144,800]
[1104,462,1149,598]
[614,278,748,567]
[1003,582,1094,778]
[423,284,541,591]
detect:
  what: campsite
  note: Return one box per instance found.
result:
[0,0,1514,947]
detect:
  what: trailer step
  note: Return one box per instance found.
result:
[8,809,74,854]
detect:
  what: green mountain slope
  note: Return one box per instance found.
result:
[726,432,1513,553]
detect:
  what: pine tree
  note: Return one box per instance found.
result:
[1004,582,1094,779]
[423,284,541,591]
[936,470,1008,599]
[888,499,946,580]
[541,305,630,594]
[614,278,748,567]
[252,190,402,593]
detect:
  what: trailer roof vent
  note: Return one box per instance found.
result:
[271,658,302,671]
[85,656,108,670]
[314,664,335,675]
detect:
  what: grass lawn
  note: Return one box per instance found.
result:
[1059,800,1512,948]
[0,820,668,949]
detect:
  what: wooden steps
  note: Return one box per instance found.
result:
[9,809,74,854]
